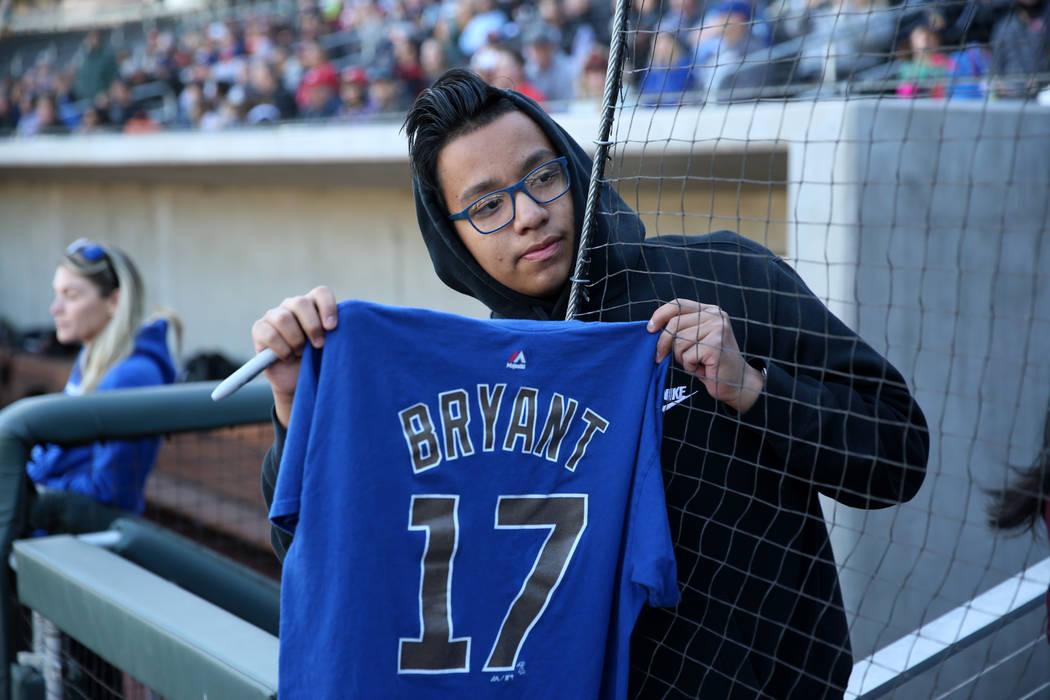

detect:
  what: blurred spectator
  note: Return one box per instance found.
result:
[575,44,610,101]
[458,0,508,58]
[476,46,548,104]
[16,93,66,136]
[897,18,991,99]
[299,65,342,119]
[639,31,698,104]
[244,16,276,59]
[659,0,705,36]
[297,5,327,43]
[367,69,410,114]
[199,83,241,130]
[628,0,666,72]
[690,1,773,97]
[725,0,890,97]
[925,0,1005,47]
[246,59,297,120]
[392,32,426,100]
[269,44,301,94]
[294,40,336,111]
[563,0,613,55]
[76,106,105,134]
[51,71,81,129]
[15,89,34,127]
[133,28,179,90]
[337,66,370,121]
[780,0,894,79]
[177,82,207,128]
[420,36,453,85]
[106,78,137,127]
[124,108,163,134]
[990,0,1050,96]
[525,24,577,103]
[428,9,466,68]
[74,30,118,101]
[209,21,247,85]
[0,90,18,133]
[342,0,393,66]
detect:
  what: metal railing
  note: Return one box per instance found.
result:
[12,530,278,699]
[848,557,1050,699]
[0,380,273,700]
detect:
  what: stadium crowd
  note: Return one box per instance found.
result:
[1,0,1048,136]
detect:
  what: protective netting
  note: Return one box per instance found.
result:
[585,0,1050,697]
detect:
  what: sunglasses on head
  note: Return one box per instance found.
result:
[66,239,108,262]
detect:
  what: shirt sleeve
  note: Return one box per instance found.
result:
[626,453,680,608]
[268,344,322,536]
[626,354,679,607]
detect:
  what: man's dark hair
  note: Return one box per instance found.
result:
[402,68,518,202]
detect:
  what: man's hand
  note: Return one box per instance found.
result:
[250,286,338,427]
[648,299,765,414]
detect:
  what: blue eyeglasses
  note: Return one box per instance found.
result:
[448,157,571,234]
[66,239,108,262]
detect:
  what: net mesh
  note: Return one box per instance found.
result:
[580,0,1050,697]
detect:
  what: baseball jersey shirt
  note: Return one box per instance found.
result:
[271,300,678,699]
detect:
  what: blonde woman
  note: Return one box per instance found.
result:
[25,239,177,532]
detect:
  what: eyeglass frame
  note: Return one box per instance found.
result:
[447,156,571,235]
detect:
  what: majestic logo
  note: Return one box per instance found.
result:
[506,350,527,370]
[662,385,697,412]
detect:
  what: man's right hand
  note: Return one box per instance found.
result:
[250,286,338,427]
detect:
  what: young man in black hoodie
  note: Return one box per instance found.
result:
[254,69,930,699]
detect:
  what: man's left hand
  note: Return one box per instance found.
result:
[648,299,765,414]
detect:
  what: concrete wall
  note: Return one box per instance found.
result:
[0,110,786,364]
[0,181,783,364]
[791,100,1050,695]
[0,178,482,363]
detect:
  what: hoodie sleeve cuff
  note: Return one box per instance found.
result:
[261,405,287,511]
[736,360,799,446]
[271,406,288,456]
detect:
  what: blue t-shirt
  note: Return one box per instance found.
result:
[271,301,678,699]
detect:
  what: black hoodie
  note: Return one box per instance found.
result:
[262,90,929,699]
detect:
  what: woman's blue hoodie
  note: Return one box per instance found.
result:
[26,318,176,513]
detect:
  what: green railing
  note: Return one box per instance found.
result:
[0,381,274,699]
[13,529,279,699]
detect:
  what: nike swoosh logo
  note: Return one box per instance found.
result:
[662,391,698,412]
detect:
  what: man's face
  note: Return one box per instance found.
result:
[438,111,575,299]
